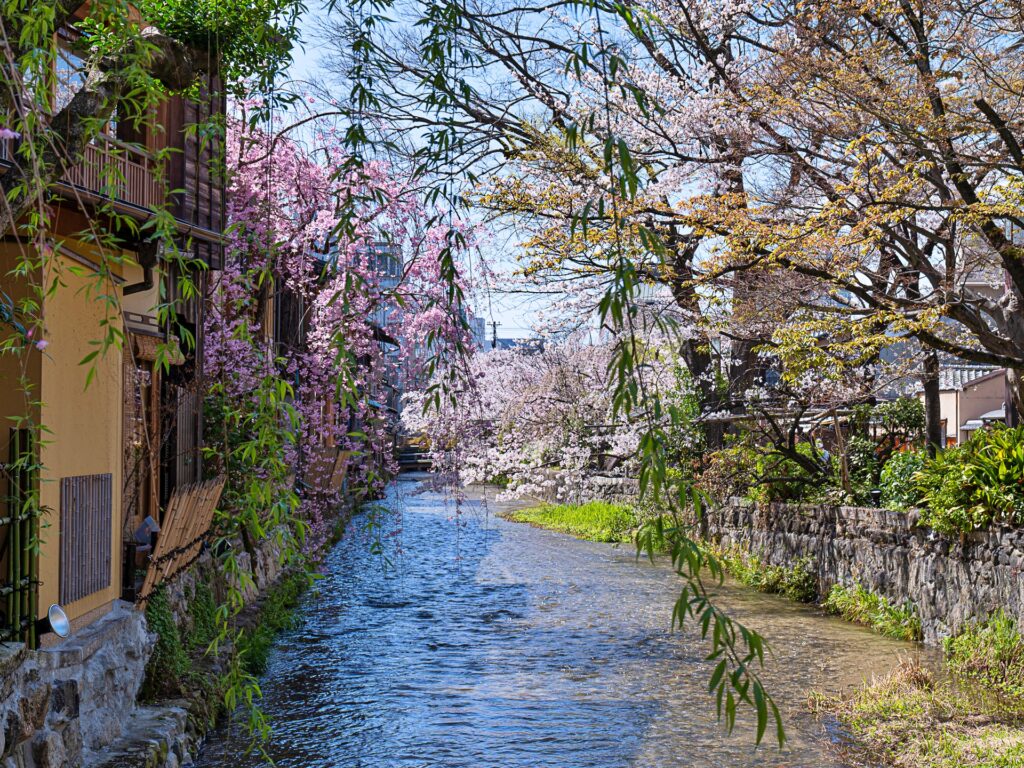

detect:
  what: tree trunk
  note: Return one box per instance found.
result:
[681,338,724,451]
[664,234,727,452]
[922,350,943,456]
[728,337,760,413]
[1007,368,1024,428]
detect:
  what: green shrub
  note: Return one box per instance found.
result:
[944,610,1024,701]
[841,398,926,503]
[141,586,189,700]
[880,450,926,510]
[751,442,828,503]
[915,426,1024,535]
[771,556,819,603]
[873,397,926,442]
[844,434,882,504]
[715,547,818,603]
[823,582,922,641]
[238,572,307,676]
[696,443,760,501]
[508,500,637,542]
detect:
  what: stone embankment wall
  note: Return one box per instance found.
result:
[0,532,293,768]
[535,472,639,505]
[706,499,1024,644]
[0,604,151,768]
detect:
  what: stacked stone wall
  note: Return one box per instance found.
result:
[0,604,152,768]
[0,528,296,768]
[706,499,1024,643]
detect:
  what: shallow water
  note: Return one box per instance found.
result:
[194,476,936,767]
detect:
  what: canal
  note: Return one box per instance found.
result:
[195,475,933,767]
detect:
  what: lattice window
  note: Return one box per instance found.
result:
[60,473,112,604]
[175,387,202,488]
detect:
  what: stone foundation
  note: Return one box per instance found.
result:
[706,499,1024,643]
[535,472,638,504]
[0,529,298,768]
[0,603,153,768]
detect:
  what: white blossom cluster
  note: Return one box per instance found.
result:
[401,331,698,500]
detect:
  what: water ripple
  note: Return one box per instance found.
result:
[194,476,936,768]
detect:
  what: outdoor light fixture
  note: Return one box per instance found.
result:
[47,604,71,638]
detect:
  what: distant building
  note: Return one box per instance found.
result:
[915,365,1008,445]
[489,337,543,354]
[363,242,404,412]
[469,316,487,351]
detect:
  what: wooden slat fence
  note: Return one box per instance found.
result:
[138,475,225,604]
[330,450,351,492]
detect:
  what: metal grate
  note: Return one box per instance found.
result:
[60,473,113,605]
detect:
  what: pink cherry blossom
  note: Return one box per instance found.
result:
[206,101,474,548]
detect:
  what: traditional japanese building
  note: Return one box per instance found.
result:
[0,5,225,646]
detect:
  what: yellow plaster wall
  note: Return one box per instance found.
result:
[120,258,161,319]
[36,246,126,622]
[0,245,42,461]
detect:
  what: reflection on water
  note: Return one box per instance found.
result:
[194,476,935,767]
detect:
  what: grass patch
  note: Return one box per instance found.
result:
[237,571,308,675]
[823,582,923,641]
[945,610,1024,701]
[709,545,819,603]
[810,660,1024,768]
[506,501,638,542]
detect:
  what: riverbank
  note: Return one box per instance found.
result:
[86,501,356,768]
[811,660,1024,767]
[502,497,1024,767]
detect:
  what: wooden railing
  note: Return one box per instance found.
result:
[0,136,12,174]
[62,134,162,210]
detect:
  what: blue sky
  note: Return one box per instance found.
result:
[284,7,540,340]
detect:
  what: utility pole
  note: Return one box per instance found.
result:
[491,320,498,349]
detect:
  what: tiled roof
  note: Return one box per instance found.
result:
[937,365,1002,392]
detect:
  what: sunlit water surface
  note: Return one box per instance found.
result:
[194,475,936,767]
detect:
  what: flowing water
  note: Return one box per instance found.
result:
[195,475,936,767]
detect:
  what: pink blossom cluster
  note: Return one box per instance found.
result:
[205,104,473,548]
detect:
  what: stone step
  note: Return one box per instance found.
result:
[84,704,193,768]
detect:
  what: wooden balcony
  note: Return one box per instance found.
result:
[1,131,224,259]
[62,134,162,210]
[0,136,11,175]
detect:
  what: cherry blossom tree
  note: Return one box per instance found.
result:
[323,0,1024,433]
[204,103,472,547]
[403,331,700,502]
